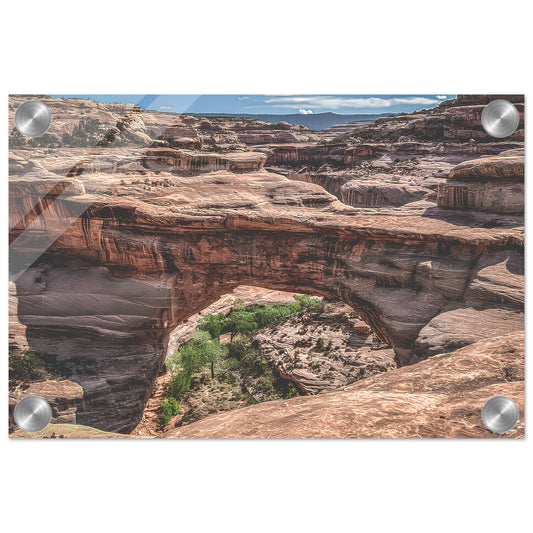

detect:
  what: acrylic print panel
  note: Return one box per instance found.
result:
[8,94,524,439]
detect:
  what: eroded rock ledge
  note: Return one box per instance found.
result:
[167,332,525,439]
[10,333,524,439]
[437,149,524,214]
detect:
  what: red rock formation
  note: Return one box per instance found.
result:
[266,95,524,210]
[12,332,523,439]
[251,302,396,394]
[9,167,523,432]
[142,147,266,173]
[353,320,372,335]
[167,332,524,439]
[437,149,524,214]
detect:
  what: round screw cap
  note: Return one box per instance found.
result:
[481,99,519,138]
[14,395,52,433]
[14,100,52,137]
[481,396,519,434]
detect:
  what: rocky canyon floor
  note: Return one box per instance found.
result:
[130,286,396,437]
[9,94,524,438]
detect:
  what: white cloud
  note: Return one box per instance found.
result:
[238,96,249,100]
[298,108,314,114]
[436,95,447,100]
[159,106,173,110]
[264,96,439,109]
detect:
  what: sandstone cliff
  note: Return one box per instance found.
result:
[167,332,524,439]
[437,149,524,214]
[265,95,524,210]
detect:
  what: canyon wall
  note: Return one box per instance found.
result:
[9,170,523,433]
[267,95,525,210]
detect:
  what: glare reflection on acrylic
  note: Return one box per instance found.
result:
[8,94,524,439]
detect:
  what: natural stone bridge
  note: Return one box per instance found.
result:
[9,171,523,433]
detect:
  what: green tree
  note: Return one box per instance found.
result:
[166,330,228,398]
[190,330,227,379]
[226,340,248,360]
[198,313,226,340]
[294,294,325,313]
[232,298,246,312]
[227,311,258,341]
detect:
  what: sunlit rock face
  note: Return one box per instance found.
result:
[166,332,525,439]
[265,95,524,210]
[8,95,524,434]
[437,149,524,214]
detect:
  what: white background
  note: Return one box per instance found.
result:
[1,1,531,531]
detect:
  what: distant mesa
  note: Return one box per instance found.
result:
[188,112,391,131]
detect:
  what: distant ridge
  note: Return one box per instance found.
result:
[188,111,391,131]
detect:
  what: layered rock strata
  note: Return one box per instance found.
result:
[12,333,524,440]
[252,302,396,394]
[167,332,524,439]
[265,95,524,209]
[437,149,524,214]
[9,380,84,431]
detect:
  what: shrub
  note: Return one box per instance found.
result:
[284,383,300,399]
[294,294,325,313]
[232,298,245,312]
[166,371,192,400]
[295,338,312,348]
[35,133,57,147]
[223,357,241,372]
[9,349,49,382]
[9,128,26,147]
[239,348,270,377]
[158,397,180,429]
[226,340,248,361]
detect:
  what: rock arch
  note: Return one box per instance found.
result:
[9,172,523,433]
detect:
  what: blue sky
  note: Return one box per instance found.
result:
[51,94,453,115]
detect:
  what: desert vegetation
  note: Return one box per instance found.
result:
[9,349,64,386]
[156,295,325,428]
